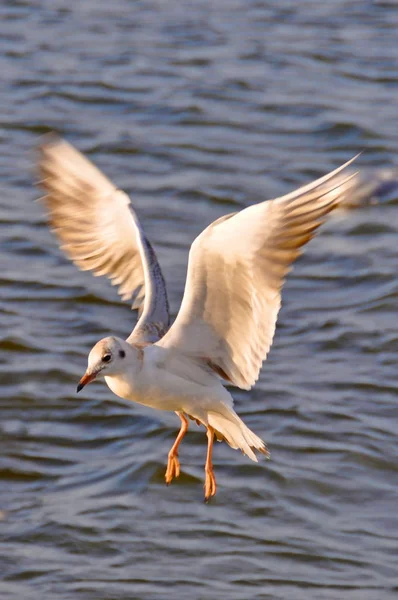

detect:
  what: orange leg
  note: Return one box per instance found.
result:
[165,412,189,485]
[204,426,217,501]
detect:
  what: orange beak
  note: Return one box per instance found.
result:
[76,371,97,393]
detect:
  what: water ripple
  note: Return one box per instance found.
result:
[1,1,398,599]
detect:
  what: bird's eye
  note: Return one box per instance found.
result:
[119,350,125,358]
[102,354,112,363]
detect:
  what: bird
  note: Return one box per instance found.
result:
[38,137,358,501]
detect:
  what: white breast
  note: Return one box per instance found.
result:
[104,344,228,414]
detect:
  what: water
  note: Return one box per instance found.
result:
[1,1,398,599]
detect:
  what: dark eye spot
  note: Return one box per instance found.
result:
[102,354,112,363]
[119,350,126,358]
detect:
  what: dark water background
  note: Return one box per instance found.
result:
[1,1,398,599]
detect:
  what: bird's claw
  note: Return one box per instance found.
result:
[165,453,180,485]
[204,467,217,502]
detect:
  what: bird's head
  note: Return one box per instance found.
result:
[77,336,130,392]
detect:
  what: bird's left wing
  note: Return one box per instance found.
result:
[157,157,359,389]
[38,137,169,343]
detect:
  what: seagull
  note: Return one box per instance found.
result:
[38,138,357,500]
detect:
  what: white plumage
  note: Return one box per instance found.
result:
[38,137,358,500]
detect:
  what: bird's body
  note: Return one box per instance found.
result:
[108,345,222,412]
[105,342,219,414]
[92,337,268,461]
[38,137,358,500]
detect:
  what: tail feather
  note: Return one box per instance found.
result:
[207,410,270,462]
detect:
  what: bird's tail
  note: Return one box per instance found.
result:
[207,408,270,462]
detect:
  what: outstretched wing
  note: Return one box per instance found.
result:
[157,157,359,389]
[38,137,169,343]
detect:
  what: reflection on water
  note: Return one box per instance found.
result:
[1,1,398,599]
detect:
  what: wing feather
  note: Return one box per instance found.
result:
[38,137,169,343]
[157,157,359,389]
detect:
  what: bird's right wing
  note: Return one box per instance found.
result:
[38,137,170,343]
[157,157,359,389]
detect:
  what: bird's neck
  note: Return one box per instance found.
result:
[104,343,146,402]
